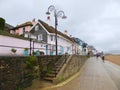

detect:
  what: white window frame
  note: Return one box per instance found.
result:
[51,35,55,41]
[38,34,43,41]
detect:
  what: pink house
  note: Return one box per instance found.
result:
[10,19,36,35]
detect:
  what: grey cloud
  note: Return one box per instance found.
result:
[0,0,120,53]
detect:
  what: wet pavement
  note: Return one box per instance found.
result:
[41,57,120,90]
[104,60,120,90]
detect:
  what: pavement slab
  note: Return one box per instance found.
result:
[27,57,119,90]
[78,57,118,90]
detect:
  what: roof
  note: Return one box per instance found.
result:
[11,21,33,30]
[38,19,74,42]
[5,23,14,29]
[4,23,14,32]
[73,37,86,45]
[87,45,96,50]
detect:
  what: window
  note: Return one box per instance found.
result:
[23,27,25,34]
[51,35,54,41]
[30,35,37,39]
[67,46,70,51]
[24,33,28,38]
[10,30,15,34]
[60,46,63,51]
[52,45,56,50]
[38,34,43,41]
[35,25,39,31]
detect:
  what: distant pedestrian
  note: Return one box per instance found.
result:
[101,55,105,62]
[87,52,90,57]
[96,53,99,59]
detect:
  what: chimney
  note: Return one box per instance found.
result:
[64,30,68,35]
[47,16,51,25]
[32,18,36,25]
[70,35,72,37]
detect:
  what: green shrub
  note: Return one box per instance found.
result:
[26,56,37,69]
[0,30,29,41]
[11,48,17,54]
[32,51,36,56]
[40,51,44,55]
[24,48,29,51]
[0,17,5,30]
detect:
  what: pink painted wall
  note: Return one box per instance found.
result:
[16,26,32,35]
[0,35,46,56]
[10,26,32,35]
[10,19,37,35]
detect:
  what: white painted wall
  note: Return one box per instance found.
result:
[0,35,85,56]
[47,34,74,55]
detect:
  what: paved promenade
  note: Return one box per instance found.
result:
[41,57,119,90]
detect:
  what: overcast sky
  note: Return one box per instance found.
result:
[0,0,120,52]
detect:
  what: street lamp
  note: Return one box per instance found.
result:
[46,5,67,55]
[29,38,32,56]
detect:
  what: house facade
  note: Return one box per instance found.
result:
[10,19,85,55]
[73,37,89,55]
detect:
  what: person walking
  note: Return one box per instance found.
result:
[96,53,99,59]
[101,52,105,62]
[102,55,105,62]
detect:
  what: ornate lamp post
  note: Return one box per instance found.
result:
[46,5,67,55]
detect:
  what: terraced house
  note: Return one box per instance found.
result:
[9,19,86,55]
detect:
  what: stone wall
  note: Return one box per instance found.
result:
[54,55,88,83]
[0,55,61,90]
[0,56,35,90]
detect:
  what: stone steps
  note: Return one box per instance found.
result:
[43,77,54,82]
[43,55,68,82]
